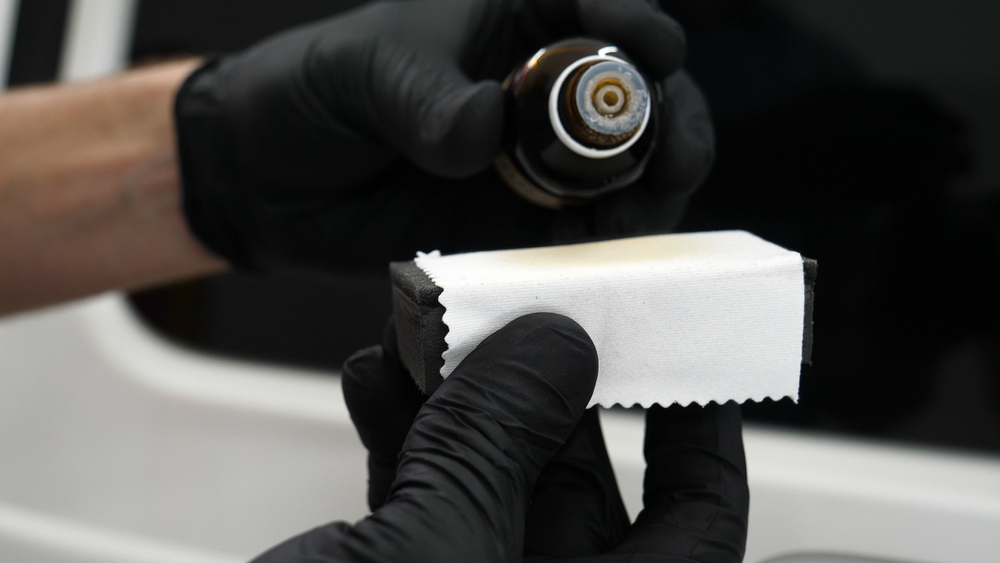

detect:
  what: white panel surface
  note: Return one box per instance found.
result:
[59,0,136,82]
[0,295,368,562]
[0,0,18,89]
[1,293,998,562]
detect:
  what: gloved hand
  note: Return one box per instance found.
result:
[332,316,749,562]
[250,312,600,562]
[522,405,749,562]
[175,0,712,273]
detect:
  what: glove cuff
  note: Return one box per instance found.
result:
[174,56,256,270]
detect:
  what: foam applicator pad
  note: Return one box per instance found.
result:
[391,231,816,407]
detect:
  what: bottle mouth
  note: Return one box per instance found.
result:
[549,54,652,159]
[574,60,648,140]
[594,82,626,114]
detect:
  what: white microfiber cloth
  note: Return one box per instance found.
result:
[413,230,805,408]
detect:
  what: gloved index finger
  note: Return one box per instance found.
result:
[613,402,749,562]
[524,408,630,558]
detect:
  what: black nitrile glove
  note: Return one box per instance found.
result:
[334,317,750,563]
[523,405,749,562]
[251,312,600,562]
[175,0,711,272]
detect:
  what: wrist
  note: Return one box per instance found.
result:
[0,58,225,315]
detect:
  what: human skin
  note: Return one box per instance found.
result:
[0,59,227,316]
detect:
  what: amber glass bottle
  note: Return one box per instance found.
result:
[495,38,658,209]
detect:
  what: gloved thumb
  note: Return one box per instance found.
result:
[367,46,505,179]
[250,313,598,562]
[350,313,598,562]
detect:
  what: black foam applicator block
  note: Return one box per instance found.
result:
[389,261,448,394]
[390,258,817,395]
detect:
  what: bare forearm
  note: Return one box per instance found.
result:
[0,60,227,316]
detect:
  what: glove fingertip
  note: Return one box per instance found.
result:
[521,312,600,414]
[342,345,383,393]
[460,312,599,422]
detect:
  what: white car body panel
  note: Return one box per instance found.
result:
[2,294,999,562]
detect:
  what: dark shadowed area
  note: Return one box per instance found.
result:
[107,0,1000,453]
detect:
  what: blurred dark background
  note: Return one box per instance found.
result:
[9,0,998,452]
